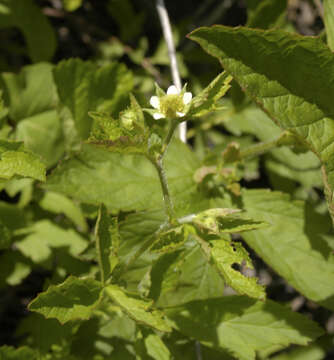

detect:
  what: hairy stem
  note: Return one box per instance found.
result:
[155,0,187,143]
[239,139,279,159]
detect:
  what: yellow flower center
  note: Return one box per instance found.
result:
[159,94,184,118]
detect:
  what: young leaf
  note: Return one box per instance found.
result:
[192,208,268,234]
[95,204,119,284]
[241,189,334,311]
[145,334,171,360]
[53,59,133,139]
[188,72,232,118]
[0,0,56,62]
[28,276,103,324]
[189,26,334,224]
[166,297,324,360]
[210,238,266,300]
[104,285,172,332]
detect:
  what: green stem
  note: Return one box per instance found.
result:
[161,119,179,156]
[239,139,279,159]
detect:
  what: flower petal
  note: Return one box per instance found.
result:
[153,112,164,120]
[176,111,185,118]
[167,85,179,95]
[150,96,160,109]
[183,92,192,105]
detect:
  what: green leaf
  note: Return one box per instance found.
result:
[16,220,87,264]
[166,297,324,360]
[324,0,334,51]
[45,139,200,213]
[210,238,266,300]
[39,191,87,232]
[104,285,172,332]
[150,240,225,307]
[95,204,119,284]
[188,26,334,223]
[63,0,82,11]
[28,276,102,324]
[150,225,191,254]
[145,334,171,360]
[246,0,287,29]
[188,72,232,118]
[192,208,268,234]
[0,251,31,287]
[242,189,334,310]
[0,147,46,181]
[53,59,133,139]
[0,346,37,360]
[0,0,56,62]
[0,219,10,249]
[0,63,58,122]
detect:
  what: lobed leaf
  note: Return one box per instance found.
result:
[28,276,103,324]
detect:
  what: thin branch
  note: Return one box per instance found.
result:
[155,0,187,143]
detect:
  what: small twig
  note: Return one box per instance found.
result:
[156,0,187,143]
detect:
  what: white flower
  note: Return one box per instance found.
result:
[149,85,192,120]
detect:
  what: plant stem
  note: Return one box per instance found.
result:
[239,139,279,159]
[155,0,187,143]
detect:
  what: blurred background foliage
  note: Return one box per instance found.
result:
[0,0,333,357]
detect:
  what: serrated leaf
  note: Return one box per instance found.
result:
[0,0,56,62]
[166,297,324,360]
[95,204,119,284]
[188,72,232,117]
[150,225,191,254]
[150,240,225,307]
[104,285,172,332]
[192,208,267,234]
[324,0,334,51]
[210,238,265,300]
[53,59,133,139]
[0,345,37,360]
[188,25,334,223]
[0,149,46,181]
[39,191,87,232]
[241,189,334,310]
[28,276,102,324]
[45,139,200,213]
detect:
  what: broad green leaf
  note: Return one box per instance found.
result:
[0,148,46,181]
[16,220,87,264]
[104,284,172,332]
[145,334,171,360]
[28,276,102,324]
[210,238,265,300]
[45,139,200,213]
[150,225,191,254]
[166,297,324,360]
[63,0,82,11]
[16,110,64,168]
[0,346,37,360]
[246,0,287,29]
[150,240,225,307]
[53,59,133,139]
[241,189,334,310]
[0,63,58,122]
[324,0,334,51]
[95,204,119,284]
[0,0,56,62]
[189,26,334,223]
[188,72,232,117]
[39,191,87,232]
[192,208,268,234]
